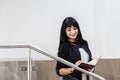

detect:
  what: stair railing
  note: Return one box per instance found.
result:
[0,44,105,80]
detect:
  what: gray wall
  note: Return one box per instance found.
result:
[0,59,120,80]
[0,60,61,80]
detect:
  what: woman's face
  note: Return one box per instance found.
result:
[65,26,78,42]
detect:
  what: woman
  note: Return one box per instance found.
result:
[56,17,93,80]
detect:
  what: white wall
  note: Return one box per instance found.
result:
[92,0,120,58]
[0,0,120,59]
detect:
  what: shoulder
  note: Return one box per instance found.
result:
[57,43,70,58]
[84,41,88,46]
[80,40,88,46]
[80,41,90,50]
[58,42,70,51]
[81,41,92,54]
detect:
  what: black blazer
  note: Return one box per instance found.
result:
[56,41,92,80]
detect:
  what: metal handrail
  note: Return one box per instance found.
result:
[0,44,105,80]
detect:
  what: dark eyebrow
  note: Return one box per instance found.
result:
[66,27,71,29]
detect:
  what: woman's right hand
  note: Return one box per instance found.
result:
[71,60,82,72]
[75,60,82,66]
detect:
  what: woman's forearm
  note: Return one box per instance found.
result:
[59,68,74,75]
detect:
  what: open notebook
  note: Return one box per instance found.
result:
[79,55,101,70]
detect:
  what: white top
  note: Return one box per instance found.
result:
[79,48,89,80]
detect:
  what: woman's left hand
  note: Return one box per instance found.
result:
[87,68,95,72]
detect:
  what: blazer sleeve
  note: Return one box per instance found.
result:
[56,43,69,76]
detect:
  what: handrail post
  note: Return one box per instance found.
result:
[28,48,31,80]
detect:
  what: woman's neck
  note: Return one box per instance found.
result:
[68,39,75,43]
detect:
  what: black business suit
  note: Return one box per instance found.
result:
[56,41,92,80]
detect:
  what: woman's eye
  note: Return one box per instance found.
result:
[67,29,71,31]
[66,27,71,31]
[73,27,77,30]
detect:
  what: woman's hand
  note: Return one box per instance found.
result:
[87,68,95,72]
[69,60,82,72]
[74,60,95,73]
[59,60,82,75]
[75,60,82,66]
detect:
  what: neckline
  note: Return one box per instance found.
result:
[69,42,80,48]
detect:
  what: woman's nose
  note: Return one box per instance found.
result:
[71,29,75,33]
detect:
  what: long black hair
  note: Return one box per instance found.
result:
[59,17,86,45]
